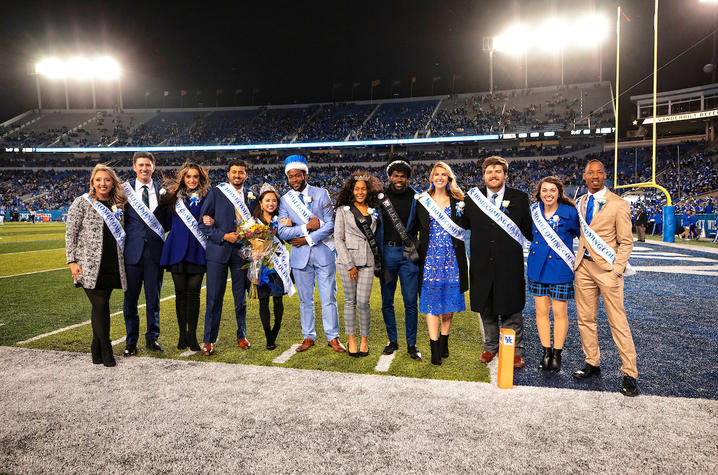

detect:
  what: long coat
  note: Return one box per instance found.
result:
[464,187,532,315]
[65,196,128,291]
[416,194,469,294]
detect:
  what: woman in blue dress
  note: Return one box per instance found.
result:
[159,161,210,352]
[527,176,580,372]
[416,161,468,365]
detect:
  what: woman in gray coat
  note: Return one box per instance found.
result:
[66,164,128,367]
[334,171,384,357]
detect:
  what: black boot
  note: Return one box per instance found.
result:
[439,334,449,358]
[91,337,102,364]
[429,339,442,366]
[538,347,553,371]
[549,348,562,373]
[99,338,116,367]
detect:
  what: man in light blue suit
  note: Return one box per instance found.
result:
[277,155,345,353]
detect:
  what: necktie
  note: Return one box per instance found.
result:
[298,193,305,204]
[141,185,150,207]
[491,193,498,206]
[586,195,595,225]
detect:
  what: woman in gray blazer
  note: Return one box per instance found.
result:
[334,171,384,357]
[66,164,128,367]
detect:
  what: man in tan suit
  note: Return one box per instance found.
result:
[573,160,639,397]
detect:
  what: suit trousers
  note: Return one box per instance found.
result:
[480,283,524,355]
[338,265,374,337]
[123,245,163,346]
[574,259,638,378]
[380,245,419,346]
[202,251,248,344]
[636,224,646,242]
[293,252,340,341]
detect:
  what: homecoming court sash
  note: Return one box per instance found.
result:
[271,236,296,297]
[285,189,335,251]
[218,183,252,221]
[530,203,575,270]
[175,199,207,250]
[416,192,467,241]
[576,195,636,276]
[467,187,529,248]
[121,182,165,241]
[83,193,126,252]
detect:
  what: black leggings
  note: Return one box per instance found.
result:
[84,288,113,343]
[258,296,283,342]
[172,272,204,339]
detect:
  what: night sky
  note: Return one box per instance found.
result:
[1,0,716,134]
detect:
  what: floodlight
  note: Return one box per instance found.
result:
[35,58,66,79]
[537,18,567,52]
[93,57,121,80]
[494,25,528,55]
[573,14,610,48]
[699,0,718,4]
[67,57,93,80]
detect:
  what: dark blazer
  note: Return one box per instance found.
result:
[416,194,468,294]
[526,202,580,284]
[199,185,256,264]
[376,186,419,254]
[160,196,207,267]
[123,179,169,265]
[636,210,648,227]
[464,186,532,315]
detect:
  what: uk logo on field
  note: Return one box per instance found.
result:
[503,335,514,345]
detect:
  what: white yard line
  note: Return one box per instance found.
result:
[646,240,718,254]
[374,353,396,372]
[631,265,718,276]
[629,255,715,262]
[273,344,301,363]
[111,336,126,347]
[0,267,66,279]
[180,350,198,357]
[0,238,64,245]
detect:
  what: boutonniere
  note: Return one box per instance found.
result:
[500,200,510,214]
[247,191,256,201]
[189,192,200,207]
[306,196,313,209]
[414,194,422,200]
[159,188,167,197]
[455,201,465,217]
[550,214,560,229]
[368,207,379,219]
[597,199,606,212]
[111,205,122,219]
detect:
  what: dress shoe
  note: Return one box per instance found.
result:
[359,345,369,357]
[439,334,449,358]
[513,355,526,368]
[266,337,276,351]
[101,342,116,367]
[621,375,640,397]
[479,351,495,363]
[200,342,214,356]
[296,338,315,352]
[347,348,360,357]
[122,345,137,357]
[549,348,562,373]
[146,340,163,352]
[382,341,399,355]
[429,339,441,365]
[237,338,251,349]
[407,345,422,361]
[573,363,601,379]
[328,337,346,353]
[538,347,552,371]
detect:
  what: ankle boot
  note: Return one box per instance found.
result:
[91,337,102,364]
[549,348,562,373]
[439,334,449,358]
[100,339,116,367]
[538,347,553,370]
[429,339,442,366]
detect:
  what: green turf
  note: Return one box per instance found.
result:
[639,233,718,248]
[0,222,490,383]
[0,239,65,254]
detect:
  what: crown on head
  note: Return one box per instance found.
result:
[259,183,278,196]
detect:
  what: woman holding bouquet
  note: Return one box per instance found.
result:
[250,184,291,350]
[66,164,128,367]
[527,176,580,373]
[334,171,384,357]
[159,161,210,351]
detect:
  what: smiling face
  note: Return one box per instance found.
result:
[133,157,155,184]
[540,182,559,207]
[353,180,368,204]
[484,164,507,193]
[286,168,306,192]
[431,166,450,192]
[261,192,278,214]
[583,161,606,194]
[93,170,114,199]
[227,165,247,188]
[389,170,408,192]
[183,167,200,190]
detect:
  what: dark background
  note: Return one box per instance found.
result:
[1,0,716,135]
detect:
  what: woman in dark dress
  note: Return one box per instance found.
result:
[66,164,128,367]
[159,161,210,351]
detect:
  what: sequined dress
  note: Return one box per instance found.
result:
[419,206,466,315]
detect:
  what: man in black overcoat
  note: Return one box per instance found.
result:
[463,156,532,368]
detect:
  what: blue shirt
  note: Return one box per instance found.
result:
[526,202,580,284]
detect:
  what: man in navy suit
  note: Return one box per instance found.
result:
[122,151,168,356]
[198,159,255,355]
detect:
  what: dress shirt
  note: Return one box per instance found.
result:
[134,179,158,212]
[585,186,608,222]
[488,185,506,208]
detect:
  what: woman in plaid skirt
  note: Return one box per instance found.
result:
[527,176,580,373]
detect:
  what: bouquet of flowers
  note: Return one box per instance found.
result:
[237,218,278,298]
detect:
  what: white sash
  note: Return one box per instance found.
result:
[285,189,335,251]
[530,203,574,271]
[175,199,207,250]
[271,237,296,297]
[416,192,466,241]
[83,193,126,252]
[218,183,252,221]
[576,195,636,276]
[121,182,165,241]
[467,187,528,248]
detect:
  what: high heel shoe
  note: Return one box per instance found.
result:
[359,345,369,357]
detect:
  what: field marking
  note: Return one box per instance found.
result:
[631,264,718,276]
[111,336,127,346]
[374,353,396,372]
[0,238,65,245]
[273,344,300,363]
[180,350,198,357]
[629,255,716,262]
[0,267,66,279]
[0,248,65,256]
